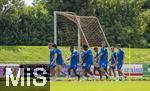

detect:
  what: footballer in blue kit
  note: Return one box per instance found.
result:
[109,47,117,78]
[82,47,93,70]
[66,46,80,80]
[51,44,64,80]
[49,45,55,68]
[116,44,126,80]
[99,47,108,68]
[95,43,109,80]
[82,44,94,80]
[93,47,102,80]
[49,43,55,81]
[93,47,100,73]
[53,48,63,65]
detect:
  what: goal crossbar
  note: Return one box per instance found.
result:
[53,11,111,54]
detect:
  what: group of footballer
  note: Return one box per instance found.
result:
[49,42,126,81]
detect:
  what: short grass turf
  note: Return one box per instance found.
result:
[0,81,50,91]
[50,81,150,91]
[0,46,150,63]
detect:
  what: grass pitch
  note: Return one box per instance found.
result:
[0,46,150,63]
[50,81,150,91]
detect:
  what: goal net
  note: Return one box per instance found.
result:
[53,11,110,60]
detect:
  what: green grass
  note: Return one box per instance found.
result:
[50,81,150,91]
[0,46,150,63]
[0,81,49,91]
[0,46,49,63]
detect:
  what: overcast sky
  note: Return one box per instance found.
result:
[24,0,33,6]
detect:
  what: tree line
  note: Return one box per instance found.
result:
[0,0,150,47]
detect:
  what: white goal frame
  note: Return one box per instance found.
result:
[53,11,111,57]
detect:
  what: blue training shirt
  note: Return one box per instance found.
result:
[50,49,54,64]
[82,49,93,65]
[117,49,124,64]
[70,50,79,66]
[99,47,108,63]
[94,52,99,58]
[111,52,117,64]
[54,48,63,65]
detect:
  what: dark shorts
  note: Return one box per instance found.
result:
[110,66,116,70]
[70,65,77,70]
[99,62,107,68]
[83,63,91,70]
[50,64,56,69]
[117,64,123,70]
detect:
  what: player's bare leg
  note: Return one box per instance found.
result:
[50,67,55,81]
[108,68,113,80]
[55,65,62,81]
[73,69,80,81]
[93,67,102,80]
[67,68,72,80]
[109,68,112,76]
[99,68,109,80]
[109,68,117,80]
[117,69,126,80]
[112,69,116,77]
[93,67,96,75]
[85,69,95,80]
[82,69,88,80]
[52,70,56,81]
[117,69,122,80]
[97,69,102,80]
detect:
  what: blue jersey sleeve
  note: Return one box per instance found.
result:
[84,50,89,56]
[83,50,90,59]
[117,49,124,63]
[75,51,79,64]
[53,49,57,54]
[115,53,117,59]
[81,50,89,63]
[71,52,75,58]
[100,48,104,55]
[121,50,124,55]
[54,49,64,65]
[74,51,79,64]
[112,52,117,61]
[50,50,54,63]
[82,52,86,62]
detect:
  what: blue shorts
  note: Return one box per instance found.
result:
[99,62,107,68]
[117,64,123,70]
[56,63,63,65]
[70,65,77,70]
[50,64,56,69]
[83,63,91,70]
[110,66,116,70]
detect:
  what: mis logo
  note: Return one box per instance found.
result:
[1,64,50,87]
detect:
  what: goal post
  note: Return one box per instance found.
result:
[54,11,77,45]
[54,11,57,44]
[54,11,82,56]
[53,11,111,60]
